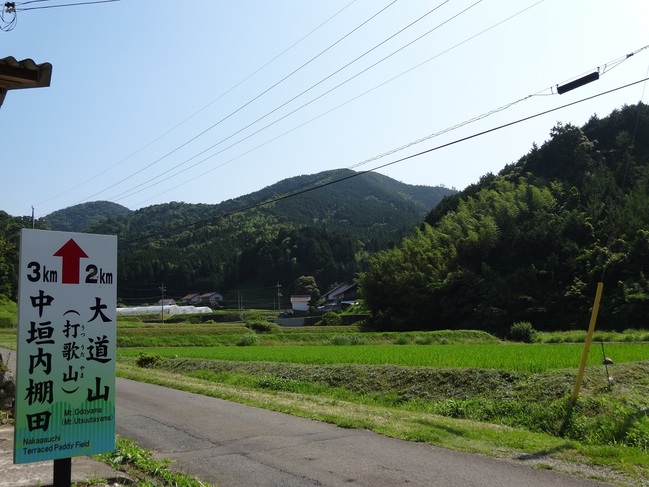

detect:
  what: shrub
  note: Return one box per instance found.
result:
[237,333,258,346]
[509,321,536,343]
[626,415,649,451]
[318,312,342,327]
[245,321,279,334]
[136,352,161,368]
[394,335,411,345]
[244,311,279,333]
[0,315,13,328]
[414,335,434,345]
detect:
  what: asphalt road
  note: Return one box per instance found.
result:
[0,348,613,487]
[115,378,614,487]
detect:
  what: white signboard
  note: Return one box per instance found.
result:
[14,229,117,464]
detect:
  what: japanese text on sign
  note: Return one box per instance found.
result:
[15,229,117,464]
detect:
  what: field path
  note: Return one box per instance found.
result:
[115,377,614,487]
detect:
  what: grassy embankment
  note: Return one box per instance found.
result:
[2,308,648,485]
[111,316,649,486]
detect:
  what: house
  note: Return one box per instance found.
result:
[318,283,358,312]
[157,298,176,307]
[290,295,311,314]
[199,292,223,306]
[180,293,201,305]
[321,283,358,305]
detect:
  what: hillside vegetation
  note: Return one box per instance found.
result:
[360,103,649,333]
[0,169,453,303]
[109,322,649,486]
[41,200,132,232]
[1,104,648,334]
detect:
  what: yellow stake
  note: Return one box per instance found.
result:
[571,282,604,401]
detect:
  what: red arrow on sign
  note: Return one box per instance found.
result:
[53,239,89,284]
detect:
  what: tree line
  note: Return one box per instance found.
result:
[0,171,451,303]
[2,104,647,333]
[359,103,649,332]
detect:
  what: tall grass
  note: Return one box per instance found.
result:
[536,329,649,343]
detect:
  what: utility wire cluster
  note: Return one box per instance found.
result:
[1,2,16,30]
[15,0,649,231]
[2,0,118,31]
[43,0,530,208]
[124,76,649,245]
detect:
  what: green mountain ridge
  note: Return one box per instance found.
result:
[42,169,451,235]
[42,200,132,233]
[3,103,647,330]
[28,170,454,304]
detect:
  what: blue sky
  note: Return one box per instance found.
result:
[1,0,648,218]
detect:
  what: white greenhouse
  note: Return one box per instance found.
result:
[116,305,212,316]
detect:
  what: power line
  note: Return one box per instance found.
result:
[74,0,401,205]
[97,1,486,204]
[14,0,119,11]
[123,76,649,244]
[34,0,359,208]
[131,35,648,208]
[120,1,563,206]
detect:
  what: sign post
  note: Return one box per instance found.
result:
[14,229,117,485]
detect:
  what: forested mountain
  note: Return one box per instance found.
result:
[41,201,132,232]
[103,170,453,303]
[360,103,649,332]
[0,170,452,304]
[5,104,647,328]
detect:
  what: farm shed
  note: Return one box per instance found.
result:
[290,295,311,314]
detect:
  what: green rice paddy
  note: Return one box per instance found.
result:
[118,342,648,372]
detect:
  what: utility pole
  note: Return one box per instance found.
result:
[159,282,166,323]
[276,282,282,311]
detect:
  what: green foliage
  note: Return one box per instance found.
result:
[53,170,451,306]
[153,353,649,453]
[0,212,36,300]
[328,334,364,346]
[0,297,16,328]
[318,311,342,327]
[394,335,411,345]
[42,201,131,232]
[237,333,258,346]
[96,436,209,486]
[293,275,320,304]
[119,342,649,370]
[135,352,162,368]
[245,321,280,334]
[362,103,649,333]
[536,329,649,343]
[244,312,279,333]
[256,375,304,392]
[509,321,536,343]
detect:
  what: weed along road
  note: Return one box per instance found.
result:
[115,378,614,487]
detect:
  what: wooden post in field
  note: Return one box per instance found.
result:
[571,282,604,402]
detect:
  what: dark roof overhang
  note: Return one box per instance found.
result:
[0,56,52,107]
